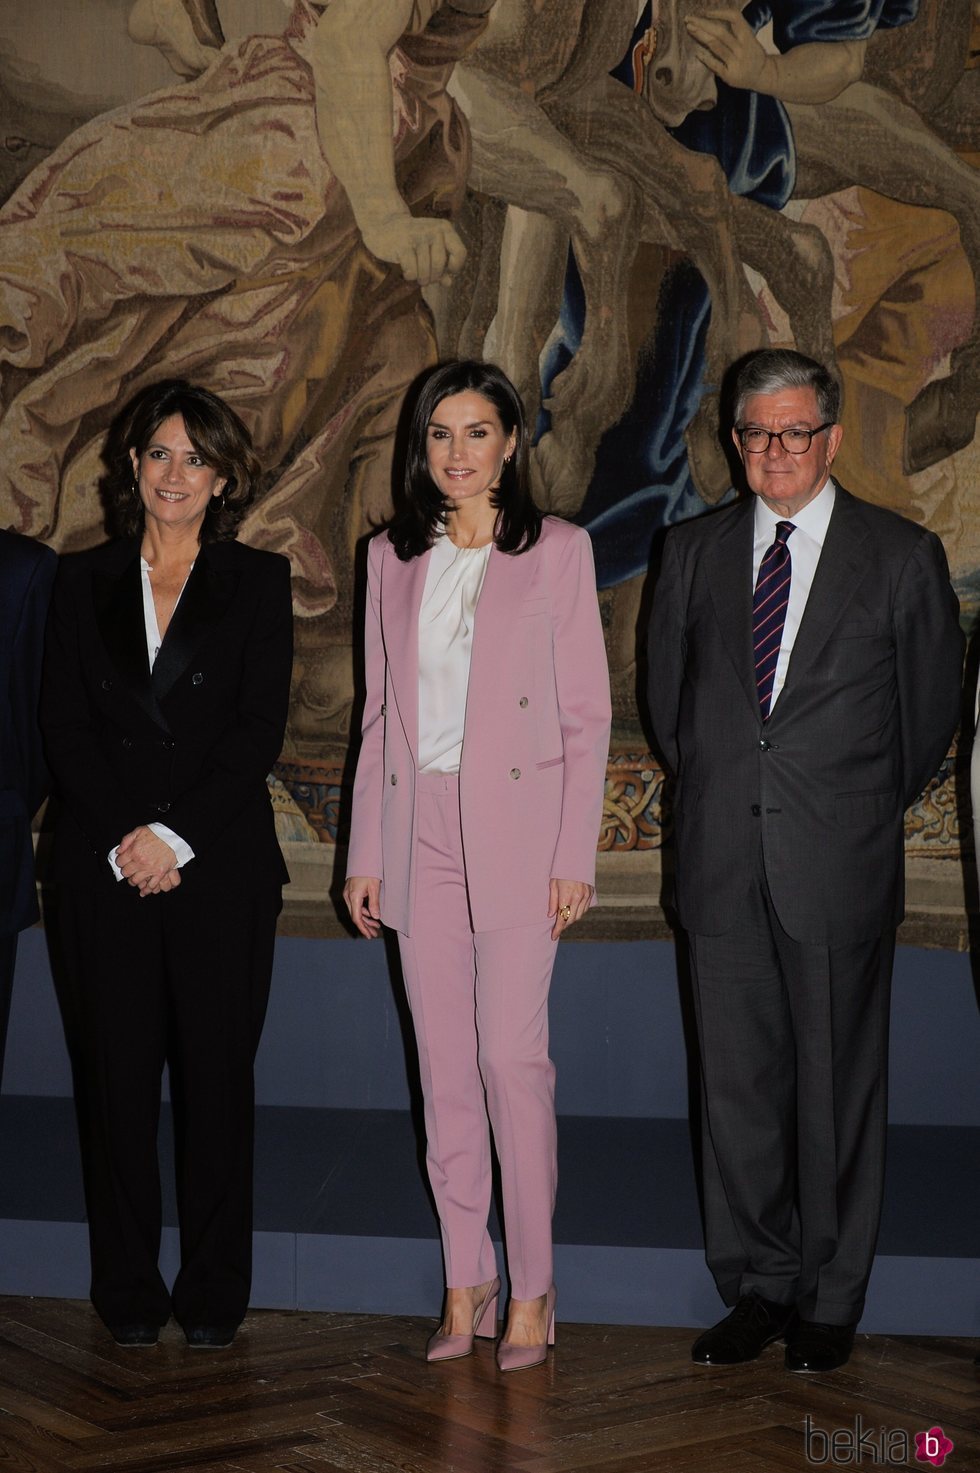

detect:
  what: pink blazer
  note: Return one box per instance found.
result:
[346,517,611,935]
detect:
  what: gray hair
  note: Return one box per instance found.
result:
[733,349,841,426]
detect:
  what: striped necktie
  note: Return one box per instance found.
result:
[753,520,795,720]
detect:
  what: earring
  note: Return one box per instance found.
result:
[131,476,140,498]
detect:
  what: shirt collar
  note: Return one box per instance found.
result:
[753,478,836,545]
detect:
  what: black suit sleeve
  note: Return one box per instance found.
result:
[647,530,686,779]
[11,544,57,820]
[893,529,964,808]
[41,560,146,854]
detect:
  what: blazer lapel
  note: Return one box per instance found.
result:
[152,547,238,706]
[468,541,527,666]
[704,500,759,719]
[775,488,871,708]
[92,542,167,729]
[381,541,431,760]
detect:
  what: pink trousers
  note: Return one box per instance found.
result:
[397,771,559,1301]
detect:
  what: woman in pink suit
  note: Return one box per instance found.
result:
[344,360,611,1371]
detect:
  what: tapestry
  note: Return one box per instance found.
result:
[2,0,977,940]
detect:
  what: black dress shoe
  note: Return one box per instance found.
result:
[109,1323,159,1347]
[183,1324,238,1349]
[785,1319,856,1373]
[692,1295,795,1365]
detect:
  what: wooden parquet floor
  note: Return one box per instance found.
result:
[0,1296,976,1472]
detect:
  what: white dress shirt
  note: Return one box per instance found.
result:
[107,558,195,879]
[752,479,836,712]
[418,535,492,774]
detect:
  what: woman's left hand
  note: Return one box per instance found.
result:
[549,878,593,939]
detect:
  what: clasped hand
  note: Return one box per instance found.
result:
[115,826,180,897]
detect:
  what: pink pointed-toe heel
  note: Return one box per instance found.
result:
[496,1285,557,1373]
[425,1277,500,1363]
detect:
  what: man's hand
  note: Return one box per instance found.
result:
[684,10,773,93]
[360,213,467,287]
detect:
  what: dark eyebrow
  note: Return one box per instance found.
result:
[428,419,495,430]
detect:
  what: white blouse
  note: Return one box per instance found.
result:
[418,535,492,774]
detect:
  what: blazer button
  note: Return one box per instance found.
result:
[510,768,521,780]
[162,738,175,749]
[759,738,778,751]
[156,802,171,814]
[390,773,398,786]
[751,804,761,816]
[519,696,529,709]
[101,679,112,691]
[191,672,204,686]
[121,737,133,750]
[381,703,387,716]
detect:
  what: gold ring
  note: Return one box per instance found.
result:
[559,904,571,920]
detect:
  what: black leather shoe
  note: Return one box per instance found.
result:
[692,1295,795,1365]
[183,1324,238,1349]
[785,1319,856,1373]
[109,1323,159,1347]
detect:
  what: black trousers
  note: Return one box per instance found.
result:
[688,845,894,1326]
[57,871,281,1332]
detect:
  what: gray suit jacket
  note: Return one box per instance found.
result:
[647,487,964,946]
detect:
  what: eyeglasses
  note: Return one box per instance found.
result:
[736,423,833,454]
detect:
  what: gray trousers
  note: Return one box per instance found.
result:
[688,845,894,1325]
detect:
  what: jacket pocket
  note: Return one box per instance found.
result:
[834,789,896,827]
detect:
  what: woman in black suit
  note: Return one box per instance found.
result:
[41,381,292,1348]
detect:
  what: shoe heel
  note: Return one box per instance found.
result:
[547,1285,557,1346]
[474,1288,499,1339]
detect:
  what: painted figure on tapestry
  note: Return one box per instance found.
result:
[0,0,974,926]
[0,0,492,739]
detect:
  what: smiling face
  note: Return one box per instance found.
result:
[734,386,843,517]
[130,413,226,535]
[425,390,517,511]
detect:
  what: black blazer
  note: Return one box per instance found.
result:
[0,531,57,935]
[647,487,964,946]
[41,538,293,894]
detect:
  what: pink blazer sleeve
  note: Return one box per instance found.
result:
[549,526,611,885]
[346,533,385,880]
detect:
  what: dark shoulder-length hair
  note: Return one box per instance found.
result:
[388,360,542,561]
[104,379,261,542]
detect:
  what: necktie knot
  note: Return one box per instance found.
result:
[774,520,795,546]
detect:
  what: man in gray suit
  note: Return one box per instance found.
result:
[648,350,963,1373]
